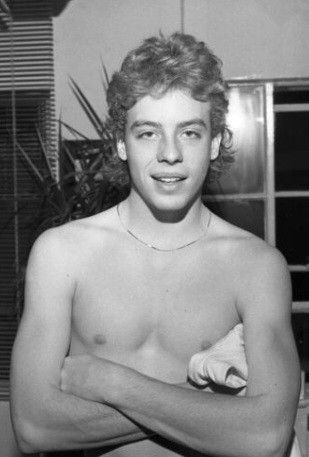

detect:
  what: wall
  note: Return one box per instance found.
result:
[185,0,309,80]
[53,0,181,137]
[53,0,309,138]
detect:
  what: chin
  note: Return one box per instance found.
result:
[146,195,196,216]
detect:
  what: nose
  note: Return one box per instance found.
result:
[157,136,183,164]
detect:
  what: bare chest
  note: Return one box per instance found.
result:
[71,246,239,373]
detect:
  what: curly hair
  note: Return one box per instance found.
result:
[107,32,234,183]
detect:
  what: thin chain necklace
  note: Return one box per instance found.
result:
[116,204,212,252]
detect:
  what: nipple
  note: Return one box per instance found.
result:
[94,334,107,345]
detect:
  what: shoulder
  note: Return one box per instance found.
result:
[209,214,291,313]
[210,213,287,272]
[27,206,120,272]
[32,206,119,251]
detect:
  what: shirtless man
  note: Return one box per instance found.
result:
[11,33,300,457]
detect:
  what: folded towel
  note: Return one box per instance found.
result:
[188,323,247,389]
[188,323,301,457]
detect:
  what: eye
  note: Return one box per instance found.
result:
[137,130,157,139]
[182,129,201,139]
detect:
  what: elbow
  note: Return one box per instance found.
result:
[12,416,51,454]
[10,390,63,453]
[13,418,48,454]
[13,420,40,454]
[248,395,298,457]
[253,424,294,457]
[267,408,297,457]
[270,428,295,457]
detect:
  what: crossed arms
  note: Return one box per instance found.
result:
[10,229,300,457]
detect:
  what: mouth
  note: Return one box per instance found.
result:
[151,173,186,183]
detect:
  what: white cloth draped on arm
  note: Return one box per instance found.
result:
[188,323,301,457]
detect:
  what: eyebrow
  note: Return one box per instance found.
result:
[129,118,208,131]
[130,121,160,131]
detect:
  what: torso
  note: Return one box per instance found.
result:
[64,205,260,457]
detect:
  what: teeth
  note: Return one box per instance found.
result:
[157,177,182,182]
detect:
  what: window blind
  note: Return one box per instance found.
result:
[0,0,56,398]
[0,0,54,91]
[0,2,10,30]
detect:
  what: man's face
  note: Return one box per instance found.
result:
[118,89,220,212]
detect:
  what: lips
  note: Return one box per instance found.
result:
[151,173,186,183]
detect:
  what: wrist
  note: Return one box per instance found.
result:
[110,367,149,410]
[103,362,139,407]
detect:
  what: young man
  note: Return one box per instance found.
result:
[11,33,300,457]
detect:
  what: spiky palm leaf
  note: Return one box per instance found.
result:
[14,64,129,239]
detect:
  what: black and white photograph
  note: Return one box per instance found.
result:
[1,1,309,456]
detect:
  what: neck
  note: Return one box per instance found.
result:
[118,193,210,251]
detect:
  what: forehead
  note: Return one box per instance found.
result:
[126,90,211,126]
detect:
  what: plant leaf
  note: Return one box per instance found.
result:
[61,142,76,168]
[35,125,54,179]
[16,141,44,182]
[59,119,91,141]
[69,77,103,136]
[69,77,113,142]
[100,57,109,93]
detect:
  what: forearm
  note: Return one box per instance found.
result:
[12,386,151,453]
[112,372,286,457]
[60,338,298,457]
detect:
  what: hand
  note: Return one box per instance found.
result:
[60,354,127,404]
[177,381,215,393]
[177,381,202,390]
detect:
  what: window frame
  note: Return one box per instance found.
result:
[204,78,309,313]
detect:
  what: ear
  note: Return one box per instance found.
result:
[210,134,221,161]
[117,140,127,161]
